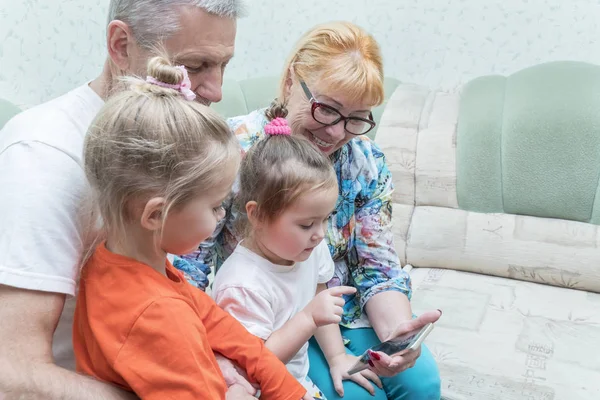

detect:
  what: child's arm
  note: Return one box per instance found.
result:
[263,284,356,363]
[200,290,306,400]
[313,289,383,397]
[215,284,356,364]
[263,309,316,364]
[312,283,349,365]
[112,297,234,400]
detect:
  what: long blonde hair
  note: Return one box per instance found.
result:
[279,21,385,107]
[84,56,240,243]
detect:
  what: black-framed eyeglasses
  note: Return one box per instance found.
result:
[300,80,376,136]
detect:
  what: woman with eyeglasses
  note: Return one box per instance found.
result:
[178,21,442,400]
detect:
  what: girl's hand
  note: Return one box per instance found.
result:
[328,353,382,397]
[302,286,356,327]
[302,392,314,400]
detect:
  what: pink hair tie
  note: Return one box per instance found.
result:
[264,117,291,136]
[146,65,196,101]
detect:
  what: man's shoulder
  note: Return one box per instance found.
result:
[0,84,103,157]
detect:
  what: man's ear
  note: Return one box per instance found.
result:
[106,20,134,72]
[140,197,166,231]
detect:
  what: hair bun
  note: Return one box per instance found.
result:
[265,99,289,120]
[137,56,196,101]
[146,56,185,86]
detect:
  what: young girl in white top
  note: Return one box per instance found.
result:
[212,102,362,398]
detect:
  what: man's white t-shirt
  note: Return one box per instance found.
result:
[0,84,104,370]
[211,240,335,381]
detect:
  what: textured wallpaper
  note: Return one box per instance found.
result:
[2,0,600,108]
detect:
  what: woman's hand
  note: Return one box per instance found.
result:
[368,310,442,377]
[366,347,420,377]
[328,353,382,397]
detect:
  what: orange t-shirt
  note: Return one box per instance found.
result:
[73,243,305,400]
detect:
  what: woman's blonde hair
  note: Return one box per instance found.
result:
[279,21,384,107]
[237,101,337,230]
[84,56,240,240]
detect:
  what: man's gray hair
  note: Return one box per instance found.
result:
[107,0,246,48]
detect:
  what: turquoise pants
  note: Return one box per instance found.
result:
[307,327,441,400]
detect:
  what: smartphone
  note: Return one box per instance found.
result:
[347,323,434,375]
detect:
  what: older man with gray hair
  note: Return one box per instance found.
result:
[0,1,254,399]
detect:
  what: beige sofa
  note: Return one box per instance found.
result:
[376,62,600,400]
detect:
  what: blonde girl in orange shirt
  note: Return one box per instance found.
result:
[72,55,311,400]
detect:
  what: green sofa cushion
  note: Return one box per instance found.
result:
[213,76,401,140]
[0,98,21,130]
[457,61,600,224]
[239,76,280,115]
[211,80,248,119]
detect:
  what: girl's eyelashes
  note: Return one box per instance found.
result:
[301,213,336,229]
